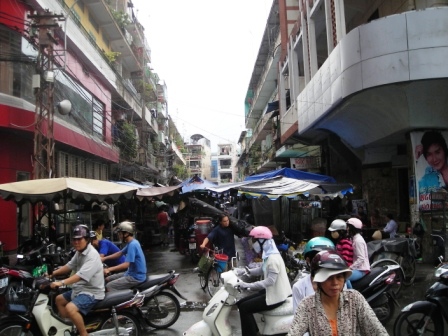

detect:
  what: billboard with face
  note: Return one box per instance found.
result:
[410,130,448,211]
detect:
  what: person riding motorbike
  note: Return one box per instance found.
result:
[90,231,125,267]
[346,217,370,282]
[235,226,291,335]
[287,250,387,336]
[49,224,105,336]
[102,221,147,291]
[292,236,335,311]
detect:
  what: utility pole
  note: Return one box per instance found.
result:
[29,10,65,179]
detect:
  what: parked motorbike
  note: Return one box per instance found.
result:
[0,277,145,336]
[368,236,416,289]
[133,270,186,329]
[188,217,214,263]
[431,230,445,266]
[351,263,401,324]
[15,243,72,274]
[393,257,447,335]
[183,269,294,336]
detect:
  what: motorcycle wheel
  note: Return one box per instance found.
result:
[372,260,403,297]
[100,312,140,336]
[0,322,33,336]
[400,256,416,286]
[393,311,444,336]
[206,267,222,297]
[144,291,180,329]
[372,296,395,325]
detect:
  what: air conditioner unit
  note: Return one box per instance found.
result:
[157,132,165,145]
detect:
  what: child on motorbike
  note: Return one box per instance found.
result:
[328,219,353,266]
[235,226,291,335]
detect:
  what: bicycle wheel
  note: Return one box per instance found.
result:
[401,256,416,286]
[0,322,33,336]
[394,310,443,336]
[100,312,140,336]
[144,292,181,329]
[206,266,222,297]
[199,272,207,289]
[372,260,403,297]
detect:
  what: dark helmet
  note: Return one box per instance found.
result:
[73,225,89,239]
[310,250,352,282]
[89,231,97,239]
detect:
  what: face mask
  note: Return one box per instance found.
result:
[331,231,340,239]
[253,241,261,253]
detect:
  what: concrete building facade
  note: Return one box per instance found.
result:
[238,0,448,256]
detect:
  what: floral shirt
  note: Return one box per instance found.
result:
[287,289,388,336]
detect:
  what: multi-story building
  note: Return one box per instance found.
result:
[216,143,238,183]
[0,0,183,251]
[184,135,212,180]
[238,0,448,253]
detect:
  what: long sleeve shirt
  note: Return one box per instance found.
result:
[351,233,370,271]
[287,289,389,336]
[384,219,398,238]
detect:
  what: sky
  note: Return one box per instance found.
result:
[132,0,273,152]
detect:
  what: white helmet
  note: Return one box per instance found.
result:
[328,219,347,231]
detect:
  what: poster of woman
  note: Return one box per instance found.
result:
[411,130,448,211]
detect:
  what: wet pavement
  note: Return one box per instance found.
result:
[143,239,436,335]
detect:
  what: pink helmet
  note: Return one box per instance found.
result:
[249,226,273,239]
[347,217,363,229]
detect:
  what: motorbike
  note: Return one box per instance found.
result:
[133,270,186,329]
[393,257,447,336]
[431,230,445,266]
[15,243,72,277]
[187,217,214,263]
[0,277,145,336]
[351,263,401,324]
[183,269,294,336]
[367,236,416,289]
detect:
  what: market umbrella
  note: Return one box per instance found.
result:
[0,177,138,204]
[0,177,140,219]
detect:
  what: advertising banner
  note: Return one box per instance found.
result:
[410,130,448,211]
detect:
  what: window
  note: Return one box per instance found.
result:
[0,27,35,103]
[54,70,105,140]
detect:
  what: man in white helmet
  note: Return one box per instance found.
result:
[102,221,147,291]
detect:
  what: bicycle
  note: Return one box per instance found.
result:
[197,247,236,297]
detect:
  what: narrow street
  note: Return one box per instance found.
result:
[143,240,437,335]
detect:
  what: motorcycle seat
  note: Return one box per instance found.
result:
[351,267,383,290]
[134,273,172,290]
[93,289,134,310]
[261,297,294,316]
